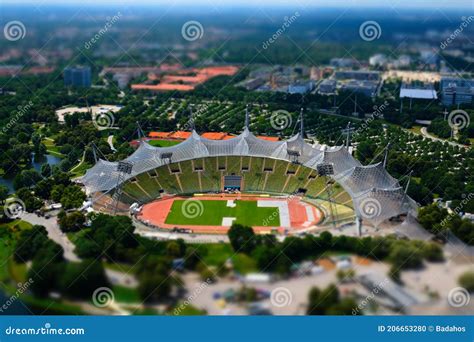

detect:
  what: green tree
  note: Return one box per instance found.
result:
[227,223,258,254]
[459,272,474,292]
[0,185,8,203]
[58,211,86,233]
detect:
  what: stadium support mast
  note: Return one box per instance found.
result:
[401,170,413,215]
[112,161,133,215]
[352,94,358,116]
[136,121,145,143]
[299,107,304,137]
[383,143,391,168]
[342,122,355,149]
[90,142,109,162]
[245,104,250,130]
[189,105,195,131]
[91,143,98,163]
[317,160,338,229]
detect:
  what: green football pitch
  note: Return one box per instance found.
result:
[164,199,281,227]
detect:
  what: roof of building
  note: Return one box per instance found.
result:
[400,88,438,100]
[149,132,172,138]
[131,84,195,92]
[201,132,229,140]
[257,136,280,141]
[169,131,192,139]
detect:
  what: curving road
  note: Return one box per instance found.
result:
[21,213,80,262]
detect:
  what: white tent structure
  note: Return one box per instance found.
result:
[80,112,418,226]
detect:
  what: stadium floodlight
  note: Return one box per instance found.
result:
[112,161,134,214]
[117,161,133,174]
[160,152,173,159]
[287,149,301,164]
[317,163,334,176]
[160,152,173,164]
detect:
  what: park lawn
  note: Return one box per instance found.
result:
[103,262,138,275]
[0,220,33,287]
[165,200,280,227]
[233,254,258,274]
[70,161,92,177]
[407,126,422,135]
[41,139,65,157]
[195,243,257,274]
[172,303,206,315]
[147,139,181,147]
[0,234,13,283]
[112,285,141,303]
[196,243,233,265]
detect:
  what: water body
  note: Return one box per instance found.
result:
[0,290,30,315]
[0,153,62,194]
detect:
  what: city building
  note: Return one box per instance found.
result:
[318,79,337,95]
[288,81,314,94]
[335,70,380,81]
[399,82,437,100]
[330,58,358,68]
[369,54,388,67]
[340,80,379,98]
[64,66,91,87]
[440,77,474,106]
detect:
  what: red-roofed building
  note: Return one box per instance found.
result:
[201,132,229,140]
[257,136,280,142]
[170,131,192,140]
[131,84,195,92]
[149,132,172,139]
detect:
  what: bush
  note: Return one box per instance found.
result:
[458,272,474,292]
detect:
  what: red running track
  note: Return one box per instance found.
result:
[137,194,322,234]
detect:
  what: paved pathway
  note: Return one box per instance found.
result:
[21,213,80,262]
[420,127,468,148]
[107,135,117,151]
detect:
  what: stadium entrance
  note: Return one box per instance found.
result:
[223,175,242,191]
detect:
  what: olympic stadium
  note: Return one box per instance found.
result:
[79,110,418,235]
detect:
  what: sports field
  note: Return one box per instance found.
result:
[165,199,281,227]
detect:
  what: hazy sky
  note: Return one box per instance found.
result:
[2,0,473,9]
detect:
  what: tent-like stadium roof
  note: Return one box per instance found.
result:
[80,124,418,226]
